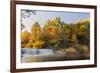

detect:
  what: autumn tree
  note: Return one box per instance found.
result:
[76,18,90,45]
[53,17,60,26]
[43,18,61,48]
[21,31,31,48]
[27,22,45,49]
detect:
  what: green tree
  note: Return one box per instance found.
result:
[76,18,90,45]
[53,17,60,26]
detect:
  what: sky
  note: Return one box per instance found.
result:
[21,10,90,32]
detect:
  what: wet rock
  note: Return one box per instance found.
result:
[65,47,81,59]
[80,45,89,54]
[80,45,90,59]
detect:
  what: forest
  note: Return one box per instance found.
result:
[21,17,90,60]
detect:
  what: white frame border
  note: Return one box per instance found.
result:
[16,4,95,69]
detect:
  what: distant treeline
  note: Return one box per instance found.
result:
[21,17,90,49]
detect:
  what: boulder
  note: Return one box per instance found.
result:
[65,47,81,59]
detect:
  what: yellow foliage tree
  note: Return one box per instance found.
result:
[29,22,45,49]
[21,31,31,48]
